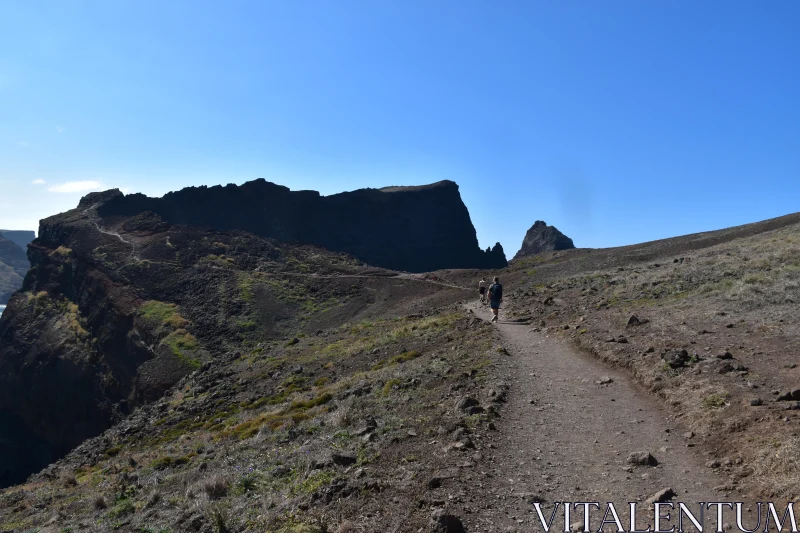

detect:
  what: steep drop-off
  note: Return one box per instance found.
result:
[98,179,508,272]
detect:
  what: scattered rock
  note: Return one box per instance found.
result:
[597,376,614,385]
[627,315,642,327]
[718,364,735,374]
[428,477,443,490]
[450,428,467,442]
[331,453,357,466]
[716,352,734,360]
[663,349,690,368]
[429,509,466,533]
[682,431,694,439]
[776,390,800,401]
[455,397,481,414]
[749,398,763,406]
[627,451,658,466]
[646,488,676,504]
[517,492,545,504]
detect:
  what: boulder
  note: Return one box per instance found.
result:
[663,349,690,369]
[627,451,658,466]
[646,488,676,504]
[429,509,466,533]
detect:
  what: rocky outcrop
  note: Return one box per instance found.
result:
[0,234,30,304]
[98,179,507,272]
[513,221,575,260]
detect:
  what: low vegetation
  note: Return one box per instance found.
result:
[0,307,497,532]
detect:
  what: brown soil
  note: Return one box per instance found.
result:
[453,303,738,531]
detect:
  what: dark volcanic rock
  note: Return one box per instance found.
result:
[97,179,507,272]
[430,509,466,533]
[663,349,690,369]
[513,220,575,260]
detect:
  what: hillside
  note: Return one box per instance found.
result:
[0,230,36,252]
[0,234,29,304]
[0,192,798,532]
[444,211,800,499]
[97,179,507,272]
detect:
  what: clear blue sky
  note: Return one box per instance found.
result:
[1,1,798,255]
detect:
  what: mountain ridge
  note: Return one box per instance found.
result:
[97,179,508,272]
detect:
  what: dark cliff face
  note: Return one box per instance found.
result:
[0,235,30,304]
[98,179,507,272]
[513,220,576,260]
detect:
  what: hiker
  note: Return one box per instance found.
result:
[488,276,503,322]
[478,278,487,303]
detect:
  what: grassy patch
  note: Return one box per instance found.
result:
[105,446,122,457]
[702,392,729,409]
[291,470,336,496]
[161,329,201,368]
[140,301,189,329]
[372,350,422,371]
[381,379,402,396]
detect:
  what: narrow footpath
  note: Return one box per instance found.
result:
[454,302,740,533]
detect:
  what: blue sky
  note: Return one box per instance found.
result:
[1,1,798,255]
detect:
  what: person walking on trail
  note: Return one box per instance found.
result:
[488,276,503,322]
[478,278,487,303]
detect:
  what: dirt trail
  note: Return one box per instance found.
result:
[459,302,740,532]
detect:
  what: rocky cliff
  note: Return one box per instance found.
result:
[97,179,507,272]
[0,234,29,304]
[513,220,575,260]
[0,180,498,488]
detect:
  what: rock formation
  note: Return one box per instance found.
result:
[513,220,575,260]
[98,179,508,272]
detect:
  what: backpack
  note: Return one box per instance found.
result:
[489,283,503,300]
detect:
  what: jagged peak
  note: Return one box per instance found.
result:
[514,220,575,260]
